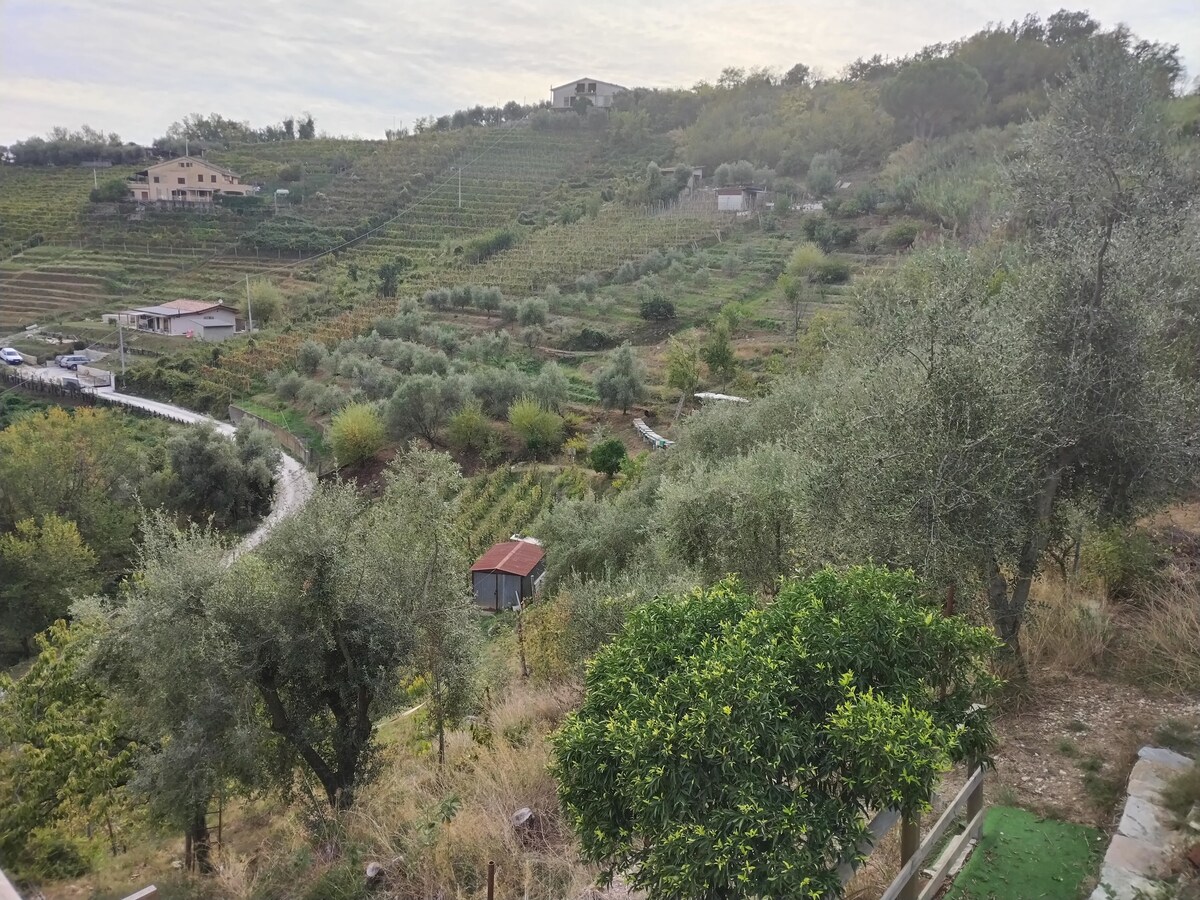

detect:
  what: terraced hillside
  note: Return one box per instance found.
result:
[0,165,136,255]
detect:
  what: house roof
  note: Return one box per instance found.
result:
[551,77,627,92]
[144,155,240,178]
[470,541,545,577]
[131,300,230,317]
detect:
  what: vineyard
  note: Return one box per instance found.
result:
[455,469,556,557]
[0,166,136,254]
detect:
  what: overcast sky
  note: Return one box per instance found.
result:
[1,0,1196,145]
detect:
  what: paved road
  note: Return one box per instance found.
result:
[93,386,316,558]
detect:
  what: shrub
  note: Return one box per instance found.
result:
[1081,526,1162,599]
[807,150,841,197]
[589,438,627,477]
[882,220,921,249]
[576,273,599,298]
[296,340,326,375]
[277,163,302,182]
[475,286,503,316]
[89,176,128,203]
[463,227,516,264]
[638,249,667,277]
[811,259,852,284]
[330,403,385,466]
[517,298,548,327]
[639,297,676,321]
[499,300,519,323]
[508,396,563,455]
[447,399,492,452]
[565,327,616,351]
[275,371,305,401]
[613,261,638,284]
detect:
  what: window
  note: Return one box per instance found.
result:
[588,82,597,93]
[197,174,204,182]
[210,174,216,182]
[179,162,185,167]
[576,82,585,93]
[178,177,185,184]
[152,176,159,183]
[141,191,148,199]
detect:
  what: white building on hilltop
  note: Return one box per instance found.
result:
[551,77,627,110]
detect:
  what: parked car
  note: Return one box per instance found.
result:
[57,354,90,370]
[0,348,23,366]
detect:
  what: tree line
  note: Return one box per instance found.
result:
[2,112,320,167]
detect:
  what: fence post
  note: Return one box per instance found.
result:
[899,813,921,900]
[487,860,495,900]
[966,757,984,826]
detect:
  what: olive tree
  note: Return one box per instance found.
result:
[807,42,1199,664]
[595,343,646,413]
[552,566,999,899]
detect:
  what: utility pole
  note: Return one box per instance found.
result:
[457,166,462,209]
[93,168,98,188]
[245,274,254,332]
[117,320,126,381]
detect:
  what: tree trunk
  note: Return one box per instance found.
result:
[187,804,214,874]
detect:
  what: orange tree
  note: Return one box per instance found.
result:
[551,566,999,899]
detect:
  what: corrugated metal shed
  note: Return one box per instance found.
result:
[471,541,545,577]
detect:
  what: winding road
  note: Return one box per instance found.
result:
[93,386,316,556]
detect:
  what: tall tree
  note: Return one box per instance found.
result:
[880,57,988,139]
[85,516,262,874]
[0,515,99,657]
[0,621,138,879]
[217,454,477,807]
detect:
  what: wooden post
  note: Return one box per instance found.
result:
[899,813,921,900]
[966,757,984,830]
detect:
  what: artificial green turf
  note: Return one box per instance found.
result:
[942,806,1105,900]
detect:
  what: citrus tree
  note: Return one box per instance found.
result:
[551,566,999,899]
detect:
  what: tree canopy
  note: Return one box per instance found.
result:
[553,567,999,899]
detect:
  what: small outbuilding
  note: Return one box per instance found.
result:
[470,539,546,612]
[716,185,767,213]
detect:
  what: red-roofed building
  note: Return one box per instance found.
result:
[470,538,546,612]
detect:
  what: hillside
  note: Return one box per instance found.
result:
[3,15,1200,900]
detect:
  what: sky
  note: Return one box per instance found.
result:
[0,0,1196,146]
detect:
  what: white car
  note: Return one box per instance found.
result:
[0,348,23,366]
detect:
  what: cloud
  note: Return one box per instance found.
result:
[0,0,1195,144]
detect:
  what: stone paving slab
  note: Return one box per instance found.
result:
[1087,746,1195,900]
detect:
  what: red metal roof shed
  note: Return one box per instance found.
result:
[470,541,545,577]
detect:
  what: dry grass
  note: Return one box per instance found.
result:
[1124,573,1200,693]
[1023,578,1116,675]
[345,679,595,900]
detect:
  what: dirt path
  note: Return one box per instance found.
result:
[988,673,1200,827]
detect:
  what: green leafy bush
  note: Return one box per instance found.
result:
[589,438,627,476]
[882,220,922,249]
[638,297,676,320]
[330,403,385,466]
[551,566,999,899]
[1082,526,1163,599]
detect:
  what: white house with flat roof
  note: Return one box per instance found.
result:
[108,300,237,341]
[551,77,627,110]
